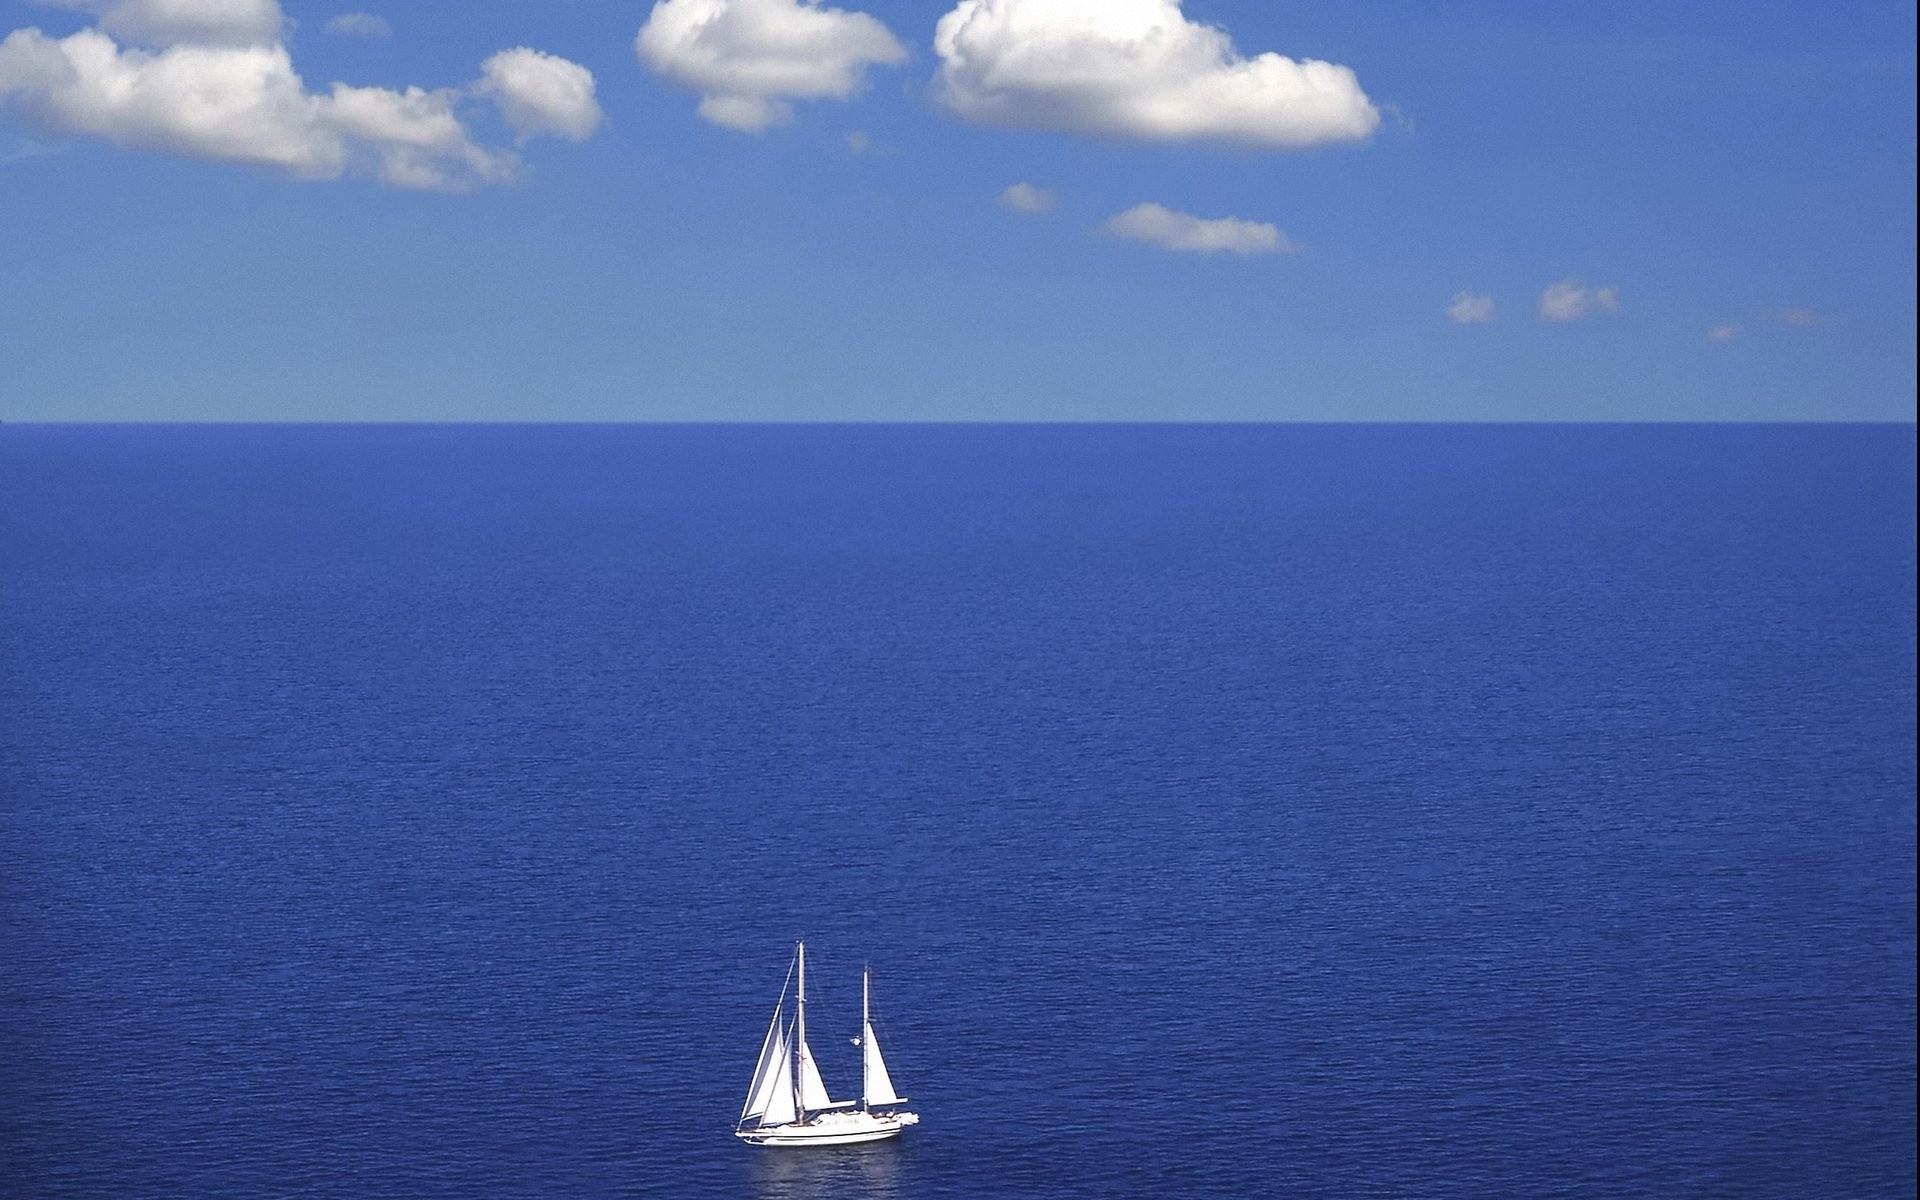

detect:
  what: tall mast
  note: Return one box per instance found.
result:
[861,965,871,1111]
[795,940,808,1121]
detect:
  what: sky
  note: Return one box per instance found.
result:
[1,0,1914,421]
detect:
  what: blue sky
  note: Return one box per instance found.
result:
[1,0,1913,421]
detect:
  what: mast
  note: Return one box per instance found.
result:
[795,940,808,1121]
[861,965,871,1111]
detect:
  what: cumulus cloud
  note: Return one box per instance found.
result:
[1446,291,1494,324]
[0,10,600,189]
[933,0,1379,149]
[324,12,391,39]
[636,0,907,133]
[998,181,1054,213]
[1539,280,1621,322]
[1707,323,1740,343]
[38,0,284,47]
[1104,202,1289,255]
[479,46,602,141]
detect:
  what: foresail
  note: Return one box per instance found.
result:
[744,1018,796,1126]
[862,1020,902,1106]
[797,1037,837,1111]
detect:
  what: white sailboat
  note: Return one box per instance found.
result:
[735,941,921,1147]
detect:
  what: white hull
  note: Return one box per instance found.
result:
[737,1110,919,1148]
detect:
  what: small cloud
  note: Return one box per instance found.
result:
[1707,323,1741,343]
[636,0,907,134]
[1774,307,1823,327]
[844,129,872,153]
[325,13,392,39]
[1539,279,1621,322]
[998,181,1054,213]
[479,47,603,142]
[1103,202,1291,256]
[1446,291,1494,324]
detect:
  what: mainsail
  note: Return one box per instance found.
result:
[797,1038,838,1111]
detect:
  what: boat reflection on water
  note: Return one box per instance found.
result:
[745,1139,905,1200]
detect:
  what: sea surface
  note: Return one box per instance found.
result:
[1,424,1913,1200]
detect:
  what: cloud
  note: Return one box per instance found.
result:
[1539,280,1621,322]
[844,129,870,152]
[1446,291,1494,324]
[37,0,284,48]
[1103,202,1289,255]
[932,0,1379,149]
[324,12,391,39]
[1774,307,1823,327]
[0,17,599,189]
[636,0,906,133]
[479,46,602,141]
[1707,323,1740,343]
[998,181,1054,213]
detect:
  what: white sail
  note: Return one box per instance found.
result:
[796,1037,838,1111]
[743,1017,796,1127]
[861,1020,902,1107]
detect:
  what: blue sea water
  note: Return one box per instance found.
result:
[0,424,1913,1200]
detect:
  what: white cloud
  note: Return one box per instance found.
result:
[0,19,600,189]
[843,128,871,152]
[480,46,602,141]
[1707,323,1740,343]
[1103,202,1289,255]
[1539,280,1621,322]
[38,0,284,48]
[324,12,391,40]
[933,0,1379,149]
[1446,291,1494,324]
[998,181,1054,213]
[636,0,906,133]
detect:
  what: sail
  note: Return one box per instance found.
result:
[743,1016,796,1127]
[797,1036,838,1111]
[862,1020,903,1106]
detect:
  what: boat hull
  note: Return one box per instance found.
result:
[736,1111,918,1148]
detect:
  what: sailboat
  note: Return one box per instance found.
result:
[735,941,921,1147]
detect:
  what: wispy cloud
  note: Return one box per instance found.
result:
[1446,291,1495,324]
[1539,279,1621,322]
[325,12,392,40]
[38,0,284,48]
[1,132,61,164]
[1707,323,1741,343]
[998,181,1054,213]
[1103,202,1291,256]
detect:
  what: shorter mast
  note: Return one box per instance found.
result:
[796,940,808,1122]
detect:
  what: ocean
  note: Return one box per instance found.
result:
[1,424,1913,1198]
